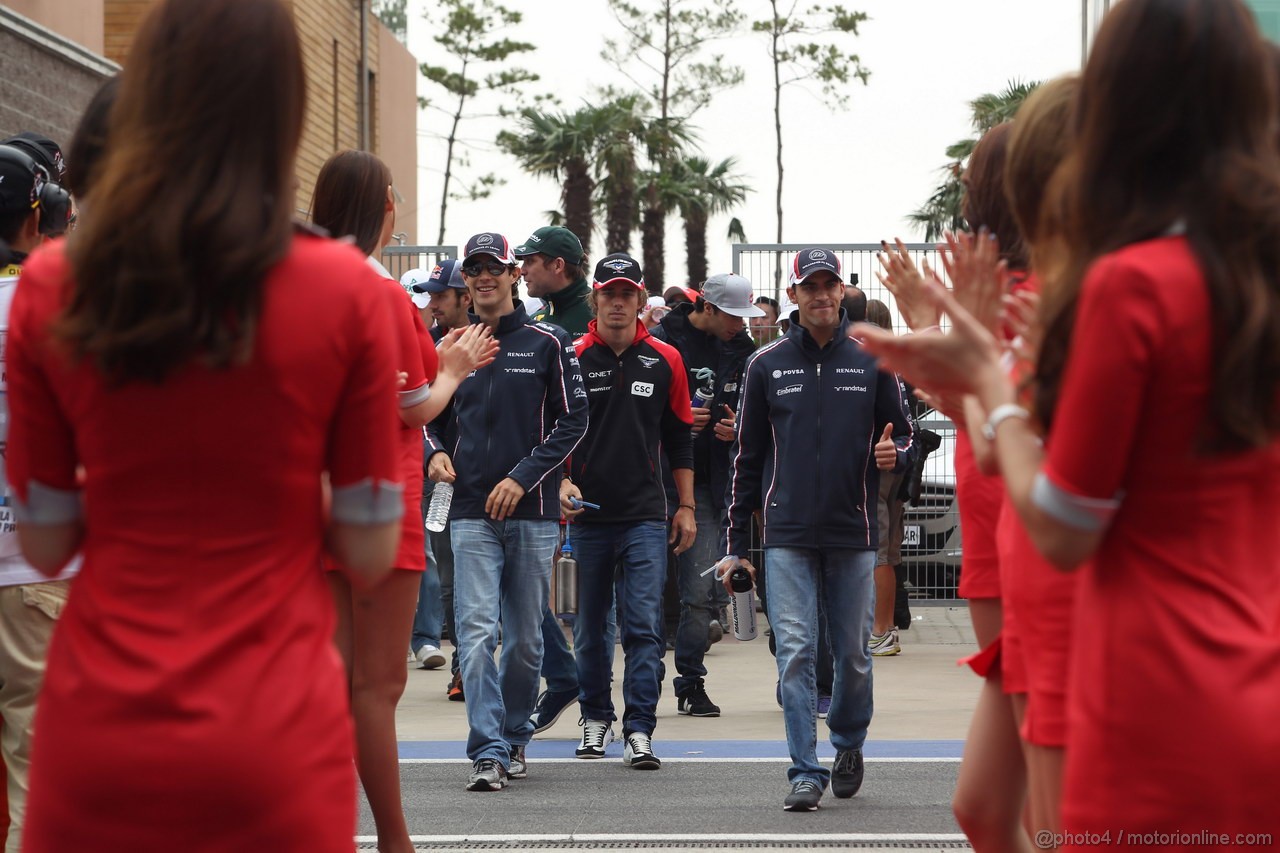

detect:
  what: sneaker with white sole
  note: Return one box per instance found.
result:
[677,683,721,717]
[465,758,507,791]
[783,779,823,811]
[575,718,615,759]
[622,732,661,770]
[414,644,447,670]
[868,628,901,656]
[530,688,578,733]
[508,745,527,780]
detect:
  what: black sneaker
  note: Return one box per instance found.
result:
[575,718,615,758]
[529,688,577,734]
[508,745,527,780]
[783,779,823,811]
[465,758,508,792]
[622,731,661,770]
[831,748,864,798]
[677,683,721,717]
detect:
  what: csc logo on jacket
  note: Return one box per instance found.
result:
[631,381,655,397]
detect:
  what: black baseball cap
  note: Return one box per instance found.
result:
[592,252,645,290]
[789,247,843,286]
[463,232,517,265]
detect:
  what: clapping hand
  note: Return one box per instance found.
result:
[940,229,1008,337]
[875,238,943,332]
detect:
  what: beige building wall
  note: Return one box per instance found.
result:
[98,1,414,228]
[377,21,419,244]
[6,0,104,54]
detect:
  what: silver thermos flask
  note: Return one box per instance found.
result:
[555,538,578,617]
[729,565,758,641]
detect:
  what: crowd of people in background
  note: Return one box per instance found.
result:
[1,0,1279,849]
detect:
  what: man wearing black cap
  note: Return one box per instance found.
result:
[0,131,76,852]
[723,247,913,811]
[514,225,605,737]
[649,272,763,718]
[558,252,696,770]
[426,232,588,792]
[515,225,591,336]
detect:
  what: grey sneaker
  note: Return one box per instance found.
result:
[783,779,823,811]
[868,628,901,656]
[831,748,864,798]
[508,745,527,780]
[465,758,507,791]
[622,732,661,770]
[414,644,447,670]
[575,718,615,758]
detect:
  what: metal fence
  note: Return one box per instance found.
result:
[732,243,963,601]
[379,245,459,286]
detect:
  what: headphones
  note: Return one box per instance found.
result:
[0,143,72,237]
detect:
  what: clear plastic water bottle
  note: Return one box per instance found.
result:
[424,481,454,533]
[728,565,758,641]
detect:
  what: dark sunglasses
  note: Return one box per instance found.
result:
[461,259,512,277]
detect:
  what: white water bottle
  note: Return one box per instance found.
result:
[728,564,758,641]
[424,481,454,533]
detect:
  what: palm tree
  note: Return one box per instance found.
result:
[671,156,751,286]
[497,106,599,253]
[592,95,650,255]
[908,80,1039,241]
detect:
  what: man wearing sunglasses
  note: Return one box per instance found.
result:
[426,232,588,792]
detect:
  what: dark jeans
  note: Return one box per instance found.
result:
[673,484,723,696]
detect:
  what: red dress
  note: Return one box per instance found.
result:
[7,236,403,851]
[955,432,1004,600]
[1045,237,1280,845]
[391,290,437,572]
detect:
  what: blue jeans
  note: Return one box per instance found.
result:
[451,518,559,766]
[765,547,875,787]
[573,521,668,736]
[673,484,723,696]
[541,525,616,694]
[412,491,443,652]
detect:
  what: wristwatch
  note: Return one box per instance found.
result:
[981,403,1030,441]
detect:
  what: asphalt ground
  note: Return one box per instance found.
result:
[370,603,979,850]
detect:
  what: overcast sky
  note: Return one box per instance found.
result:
[405,0,1091,280]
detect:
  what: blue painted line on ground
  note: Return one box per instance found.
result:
[398,739,964,760]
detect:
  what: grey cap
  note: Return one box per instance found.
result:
[702,273,766,318]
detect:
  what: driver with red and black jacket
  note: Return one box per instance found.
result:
[559,252,696,770]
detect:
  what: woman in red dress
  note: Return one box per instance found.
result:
[861,0,1280,845]
[6,1,404,849]
[310,150,494,853]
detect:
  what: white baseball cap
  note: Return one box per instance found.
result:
[702,273,765,318]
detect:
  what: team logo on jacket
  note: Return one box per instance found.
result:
[631,381,655,397]
[776,384,803,397]
[638,355,659,369]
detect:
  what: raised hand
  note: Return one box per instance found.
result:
[1003,288,1042,365]
[875,238,942,332]
[940,229,1008,336]
[874,422,897,471]
[438,324,499,381]
[854,280,1003,398]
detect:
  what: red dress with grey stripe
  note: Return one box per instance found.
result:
[7,237,403,851]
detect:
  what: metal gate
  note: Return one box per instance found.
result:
[380,245,459,286]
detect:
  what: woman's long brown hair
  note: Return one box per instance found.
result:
[311,150,392,258]
[1034,0,1280,450]
[59,0,306,384]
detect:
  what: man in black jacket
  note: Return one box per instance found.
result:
[723,247,912,812]
[426,232,588,792]
[650,274,762,716]
[559,253,696,770]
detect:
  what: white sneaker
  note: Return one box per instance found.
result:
[868,628,901,657]
[415,644,447,670]
[623,732,661,770]
[575,718,615,759]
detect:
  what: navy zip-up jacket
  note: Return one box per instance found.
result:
[426,305,588,520]
[650,303,756,512]
[725,312,913,556]
[571,320,694,523]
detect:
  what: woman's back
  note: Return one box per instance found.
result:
[12,234,398,851]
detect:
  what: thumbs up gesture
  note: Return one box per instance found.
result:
[874,423,897,471]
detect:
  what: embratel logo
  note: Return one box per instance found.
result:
[631,381,655,397]
[776,384,803,397]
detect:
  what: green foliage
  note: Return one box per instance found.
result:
[419,0,542,243]
[603,0,745,121]
[373,0,407,41]
[908,80,1039,241]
